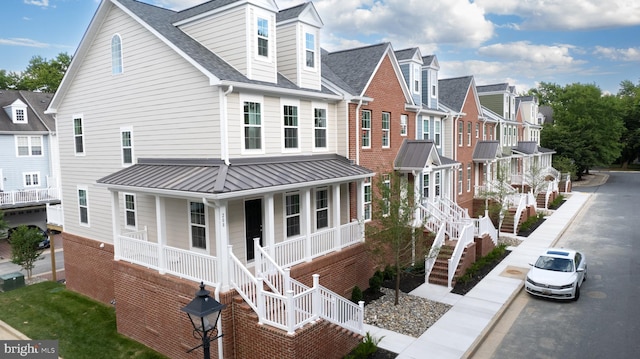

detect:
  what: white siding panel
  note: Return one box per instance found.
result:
[56,7,221,240]
[276,23,297,84]
[273,194,284,243]
[180,6,248,75]
[164,198,189,249]
[227,199,245,261]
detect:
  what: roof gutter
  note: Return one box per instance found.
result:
[220,80,343,101]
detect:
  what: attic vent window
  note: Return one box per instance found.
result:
[305,33,315,68]
[257,18,269,57]
[111,34,123,75]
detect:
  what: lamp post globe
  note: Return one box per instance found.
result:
[181,282,226,359]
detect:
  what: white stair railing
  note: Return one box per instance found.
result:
[424,223,446,281]
[512,194,527,235]
[447,223,475,289]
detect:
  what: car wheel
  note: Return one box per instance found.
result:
[583,265,588,281]
[573,285,581,301]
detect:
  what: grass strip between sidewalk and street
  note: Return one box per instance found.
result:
[0,281,166,359]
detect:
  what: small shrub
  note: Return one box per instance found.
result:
[369,271,383,293]
[383,265,395,280]
[345,332,382,359]
[351,286,363,303]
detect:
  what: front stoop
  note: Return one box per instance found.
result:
[428,241,467,287]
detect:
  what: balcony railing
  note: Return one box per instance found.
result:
[0,188,60,207]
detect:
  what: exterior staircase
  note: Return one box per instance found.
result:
[428,241,454,286]
[500,208,517,233]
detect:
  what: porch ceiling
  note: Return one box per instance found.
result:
[97,154,372,196]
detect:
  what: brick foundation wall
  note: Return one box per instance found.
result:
[458,242,477,276]
[113,261,236,359]
[232,297,361,359]
[62,232,115,304]
[474,234,495,259]
[289,242,375,298]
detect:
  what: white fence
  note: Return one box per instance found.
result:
[0,187,60,206]
[46,204,64,227]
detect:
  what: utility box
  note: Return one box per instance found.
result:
[0,272,25,292]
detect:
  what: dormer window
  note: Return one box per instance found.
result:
[305,33,315,68]
[413,66,420,93]
[6,100,28,124]
[15,108,25,122]
[111,34,123,75]
[257,17,269,57]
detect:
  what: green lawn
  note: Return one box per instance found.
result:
[0,281,167,359]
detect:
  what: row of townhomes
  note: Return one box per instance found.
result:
[0,0,564,358]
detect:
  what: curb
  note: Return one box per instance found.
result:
[0,320,30,340]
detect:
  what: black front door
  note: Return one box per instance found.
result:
[245,199,263,261]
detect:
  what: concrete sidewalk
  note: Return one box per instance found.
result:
[365,191,591,359]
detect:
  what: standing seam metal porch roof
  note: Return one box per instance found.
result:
[394,139,459,171]
[97,154,372,195]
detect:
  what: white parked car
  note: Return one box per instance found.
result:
[525,249,587,301]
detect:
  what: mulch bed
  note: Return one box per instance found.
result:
[361,270,426,305]
[450,249,511,295]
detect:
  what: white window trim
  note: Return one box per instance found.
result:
[458,169,463,195]
[111,33,123,75]
[188,201,208,252]
[361,110,371,149]
[363,178,372,222]
[313,103,328,152]
[254,11,273,62]
[285,192,301,238]
[382,174,391,216]
[23,172,40,187]
[467,122,472,146]
[123,193,137,229]
[12,106,27,124]
[423,117,430,140]
[381,112,390,149]
[15,135,43,157]
[467,164,472,192]
[303,30,317,71]
[400,114,408,137]
[241,95,265,155]
[458,121,463,147]
[77,186,89,227]
[315,187,329,230]
[120,127,134,167]
[435,171,441,197]
[413,65,420,94]
[422,173,430,202]
[73,114,86,156]
[434,119,441,148]
[281,99,300,153]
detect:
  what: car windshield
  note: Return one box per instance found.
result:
[534,256,574,272]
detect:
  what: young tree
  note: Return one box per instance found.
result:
[366,172,427,305]
[10,225,45,280]
[617,80,640,169]
[0,211,8,237]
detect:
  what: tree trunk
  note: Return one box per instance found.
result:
[395,263,400,306]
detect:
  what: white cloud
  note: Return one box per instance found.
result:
[0,38,49,48]
[24,0,49,7]
[594,46,640,62]
[475,0,640,30]
[477,41,576,65]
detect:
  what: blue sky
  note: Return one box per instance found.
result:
[2,0,639,94]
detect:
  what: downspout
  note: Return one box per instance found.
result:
[220,85,233,165]
[355,99,364,166]
[202,197,225,359]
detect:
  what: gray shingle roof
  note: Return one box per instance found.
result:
[394,48,418,61]
[438,76,473,112]
[116,0,335,94]
[476,83,509,93]
[472,141,501,161]
[0,90,54,132]
[422,55,436,67]
[323,43,390,95]
[98,154,372,196]
[276,2,307,22]
[539,106,554,124]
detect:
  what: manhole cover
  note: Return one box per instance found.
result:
[587,291,606,299]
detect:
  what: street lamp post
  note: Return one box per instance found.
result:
[181,282,226,359]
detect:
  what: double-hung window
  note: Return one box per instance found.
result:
[361,110,371,148]
[190,202,206,249]
[458,168,463,194]
[381,112,390,148]
[413,66,420,93]
[124,193,136,228]
[435,172,441,196]
[285,193,301,237]
[24,172,39,187]
[475,123,479,138]
[434,120,441,147]
[257,18,269,57]
[314,108,327,149]
[243,102,262,150]
[78,187,89,225]
[283,105,298,149]
[467,122,472,146]
[483,123,487,140]
[458,121,463,146]
[467,164,472,192]
[111,34,123,75]
[121,128,133,166]
[423,173,430,200]
[315,188,328,229]
[16,136,42,156]
[400,114,407,136]
[305,33,315,68]
[363,178,372,221]
[74,116,85,154]
[382,174,391,216]
[423,118,430,140]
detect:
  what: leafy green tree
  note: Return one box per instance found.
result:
[528,82,563,106]
[617,80,640,168]
[366,173,427,305]
[18,53,71,92]
[0,211,8,237]
[0,69,21,89]
[10,225,45,280]
[540,83,624,179]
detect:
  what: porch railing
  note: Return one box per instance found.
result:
[424,223,446,282]
[0,187,60,207]
[472,215,498,246]
[447,223,475,289]
[267,221,363,269]
[46,203,64,227]
[512,194,527,235]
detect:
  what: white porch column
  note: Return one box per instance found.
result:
[413,171,421,227]
[303,188,312,262]
[332,184,341,250]
[111,191,121,260]
[214,200,230,290]
[264,194,275,259]
[155,196,167,274]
